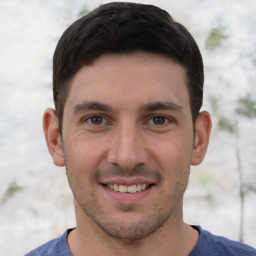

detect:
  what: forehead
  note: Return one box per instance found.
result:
[65,52,190,113]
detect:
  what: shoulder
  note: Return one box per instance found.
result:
[24,229,73,256]
[190,226,256,256]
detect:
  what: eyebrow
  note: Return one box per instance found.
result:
[73,101,113,114]
[73,100,183,115]
[139,101,183,112]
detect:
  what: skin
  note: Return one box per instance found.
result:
[43,52,211,256]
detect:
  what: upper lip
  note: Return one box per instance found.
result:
[100,177,155,186]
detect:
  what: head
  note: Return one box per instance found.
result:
[53,2,204,132]
[44,2,211,242]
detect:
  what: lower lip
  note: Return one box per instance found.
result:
[101,185,154,204]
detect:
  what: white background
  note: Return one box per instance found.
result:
[0,0,255,255]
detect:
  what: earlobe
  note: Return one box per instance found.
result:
[43,108,65,167]
[191,111,212,166]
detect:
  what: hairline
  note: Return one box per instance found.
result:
[57,50,197,134]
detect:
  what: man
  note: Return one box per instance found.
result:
[26,2,256,256]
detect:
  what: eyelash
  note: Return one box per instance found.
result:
[82,115,109,126]
[80,114,175,129]
[145,115,175,127]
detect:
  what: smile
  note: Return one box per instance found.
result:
[106,184,150,193]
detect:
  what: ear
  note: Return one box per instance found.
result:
[43,108,65,166]
[191,111,212,166]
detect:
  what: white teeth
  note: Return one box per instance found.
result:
[136,184,142,192]
[127,184,137,193]
[106,184,149,193]
[113,184,119,191]
[119,185,128,193]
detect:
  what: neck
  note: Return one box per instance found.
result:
[67,200,199,256]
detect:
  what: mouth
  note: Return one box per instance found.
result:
[101,183,153,193]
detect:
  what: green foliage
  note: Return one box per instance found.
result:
[206,25,227,51]
[78,6,90,18]
[209,96,219,114]
[218,115,235,133]
[1,182,22,204]
[236,96,256,117]
[209,95,234,132]
[199,173,214,201]
[200,173,213,187]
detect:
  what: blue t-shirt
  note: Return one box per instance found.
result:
[25,226,256,256]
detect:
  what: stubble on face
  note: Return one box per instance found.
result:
[65,157,190,241]
[60,53,195,242]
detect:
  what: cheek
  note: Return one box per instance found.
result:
[150,135,193,171]
[64,135,108,173]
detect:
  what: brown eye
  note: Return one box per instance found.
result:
[88,116,106,125]
[152,116,167,125]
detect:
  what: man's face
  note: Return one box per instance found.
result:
[60,52,196,239]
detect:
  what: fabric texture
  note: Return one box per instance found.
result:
[25,226,256,256]
[25,229,73,256]
[190,226,256,256]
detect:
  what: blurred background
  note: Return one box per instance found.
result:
[0,0,255,255]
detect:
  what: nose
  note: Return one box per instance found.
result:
[108,121,148,171]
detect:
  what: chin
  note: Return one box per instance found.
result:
[92,210,172,240]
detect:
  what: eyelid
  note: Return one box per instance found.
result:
[89,116,106,125]
[79,113,175,127]
[145,114,174,124]
[81,114,111,126]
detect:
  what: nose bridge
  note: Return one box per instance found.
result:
[108,119,147,170]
